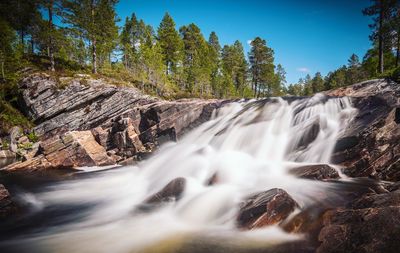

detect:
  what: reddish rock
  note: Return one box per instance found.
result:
[4,131,115,171]
[0,184,16,218]
[237,188,299,229]
[145,177,186,204]
[317,207,400,253]
[289,164,340,181]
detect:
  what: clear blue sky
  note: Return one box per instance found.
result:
[115,0,373,84]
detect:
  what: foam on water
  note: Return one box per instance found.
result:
[1,94,357,253]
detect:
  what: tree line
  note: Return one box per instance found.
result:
[287,0,400,96]
[0,0,286,99]
[0,0,399,100]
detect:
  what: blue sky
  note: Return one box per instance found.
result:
[116,0,373,84]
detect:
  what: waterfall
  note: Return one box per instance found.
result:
[0,94,357,253]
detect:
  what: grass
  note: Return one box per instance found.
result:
[0,100,33,136]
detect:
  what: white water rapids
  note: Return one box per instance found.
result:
[1,94,357,253]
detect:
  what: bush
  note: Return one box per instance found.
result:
[27,131,38,142]
[391,66,400,83]
[1,139,9,150]
[0,99,33,136]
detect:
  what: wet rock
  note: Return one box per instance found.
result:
[237,188,299,229]
[317,207,400,253]
[299,120,320,148]
[206,173,219,185]
[350,190,400,209]
[282,206,327,248]
[328,79,400,181]
[145,177,186,204]
[0,184,16,218]
[289,164,339,180]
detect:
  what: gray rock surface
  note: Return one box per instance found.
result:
[4,73,227,170]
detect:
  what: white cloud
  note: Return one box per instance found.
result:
[297,67,310,73]
[247,40,252,45]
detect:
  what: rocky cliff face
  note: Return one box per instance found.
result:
[3,73,227,171]
[327,79,400,182]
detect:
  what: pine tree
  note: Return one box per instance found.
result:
[248,37,275,97]
[157,13,183,76]
[311,72,325,93]
[273,64,286,96]
[180,23,212,95]
[208,32,222,96]
[363,0,397,73]
[62,0,119,74]
[302,74,313,95]
[0,19,16,80]
[232,41,248,96]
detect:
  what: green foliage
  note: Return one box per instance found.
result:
[389,66,400,82]
[62,0,119,73]
[27,132,39,143]
[18,142,33,150]
[248,37,277,97]
[157,13,183,76]
[2,140,9,150]
[0,100,33,136]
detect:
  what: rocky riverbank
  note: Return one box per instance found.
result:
[0,73,228,171]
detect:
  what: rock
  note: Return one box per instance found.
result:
[9,126,22,153]
[317,207,400,253]
[13,73,227,168]
[4,131,115,171]
[293,119,320,150]
[18,73,158,136]
[350,190,400,209]
[91,127,109,148]
[145,177,186,204]
[0,150,16,159]
[289,164,340,180]
[23,142,40,160]
[237,188,299,229]
[0,184,15,218]
[328,79,400,181]
[282,206,327,248]
[17,136,29,144]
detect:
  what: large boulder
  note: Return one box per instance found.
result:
[4,131,115,171]
[0,184,16,218]
[237,188,299,229]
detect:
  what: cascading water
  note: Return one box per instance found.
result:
[0,94,357,253]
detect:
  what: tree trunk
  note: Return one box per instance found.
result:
[21,31,25,53]
[92,38,97,74]
[48,0,55,72]
[91,0,97,74]
[396,29,400,68]
[30,39,34,54]
[378,5,384,74]
[1,61,4,79]
[254,81,257,97]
